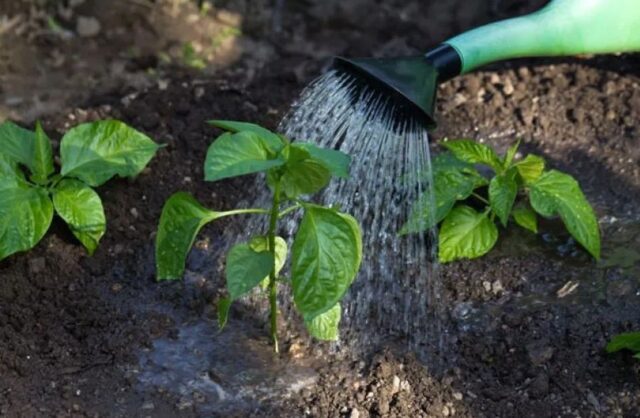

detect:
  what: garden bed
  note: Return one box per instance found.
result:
[1,0,639,416]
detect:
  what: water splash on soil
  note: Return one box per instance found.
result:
[133,315,317,415]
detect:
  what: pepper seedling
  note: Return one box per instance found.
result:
[401,139,600,263]
[0,120,161,261]
[155,121,362,352]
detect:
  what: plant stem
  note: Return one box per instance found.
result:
[472,193,490,205]
[267,181,281,353]
[278,203,301,218]
[215,208,269,219]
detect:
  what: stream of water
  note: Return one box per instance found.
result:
[276,70,443,354]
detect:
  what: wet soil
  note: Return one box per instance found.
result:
[2,0,640,417]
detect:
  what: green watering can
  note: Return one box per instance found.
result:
[334,0,640,128]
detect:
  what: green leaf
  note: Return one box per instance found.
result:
[515,154,545,184]
[30,121,54,184]
[503,140,520,169]
[512,204,538,233]
[0,121,54,183]
[226,243,274,300]
[291,206,362,319]
[155,192,219,280]
[401,153,487,234]
[204,131,285,182]
[0,183,54,261]
[293,143,350,178]
[0,121,35,168]
[529,170,600,259]
[249,235,288,289]
[489,169,518,226]
[60,120,160,187]
[52,179,106,255]
[278,146,331,198]
[217,297,231,330]
[606,332,640,354]
[0,155,27,189]
[439,205,498,263]
[442,140,503,172]
[304,303,341,341]
[208,120,284,153]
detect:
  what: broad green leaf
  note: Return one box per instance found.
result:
[225,243,274,299]
[0,121,35,167]
[155,192,219,280]
[304,303,341,341]
[489,169,518,226]
[52,179,106,255]
[529,170,600,259]
[439,205,498,263]
[250,235,288,289]
[0,121,54,182]
[204,131,285,182]
[291,206,362,319]
[515,155,545,184]
[217,296,231,329]
[278,146,331,198]
[512,205,538,233]
[0,183,53,261]
[0,155,26,189]
[31,121,54,184]
[503,140,520,169]
[209,120,284,153]
[442,140,503,172]
[60,120,160,187]
[400,153,487,234]
[293,143,350,178]
[606,332,640,354]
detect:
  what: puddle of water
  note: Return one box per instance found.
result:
[132,315,317,415]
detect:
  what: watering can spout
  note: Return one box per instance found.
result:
[333,0,640,129]
[334,45,461,129]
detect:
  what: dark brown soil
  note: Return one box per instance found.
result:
[2,0,640,417]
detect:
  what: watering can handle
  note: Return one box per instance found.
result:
[442,0,640,74]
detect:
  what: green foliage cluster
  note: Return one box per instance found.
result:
[155,121,362,352]
[402,139,601,263]
[607,332,640,360]
[0,120,160,260]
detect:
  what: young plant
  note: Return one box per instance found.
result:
[401,139,600,263]
[155,121,362,352]
[607,332,640,360]
[0,120,161,260]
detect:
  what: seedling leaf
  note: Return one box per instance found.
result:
[606,332,640,354]
[304,303,341,341]
[226,243,274,299]
[512,204,538,233]
[204,131,285,182]
[209,120,284,153]
[0,183,53,261]
[31,121,54,184]
[529,170,600,259]
[292,206,362,319]
[53,179,106,255]
[489,168,518,226]
[443,140,503,172]
[60,120,160,187]
[293,143,350,178]
[515,154,545,184]
[439,205,498,263]
[156,192,220,280]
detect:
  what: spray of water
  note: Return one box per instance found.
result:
[216,69,444,358]
[278,69,443,355]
